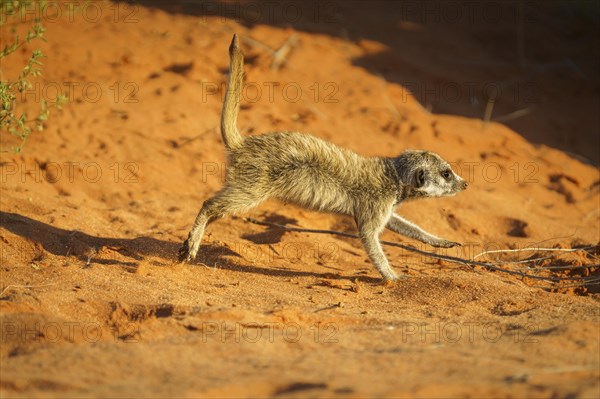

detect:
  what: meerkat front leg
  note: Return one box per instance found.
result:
[355,208,399,281]
[386,213,460,248]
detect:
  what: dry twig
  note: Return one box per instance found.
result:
[0,282,57,298]
[244,217,598,288]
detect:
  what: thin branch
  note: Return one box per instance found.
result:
[271,34,299,71]
[240,36,275,54]
[485,254,560,265]
[532,278,600,290]
[515,264,599,271]
[473,246,595,260]
[493,106,534,123]
[0,282,56,298]
[375,73,400,117]
[482,98,495,126]
[174,128,215,148]
[243,218,594,283]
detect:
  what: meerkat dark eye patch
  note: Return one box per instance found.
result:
[414,169,426,188]
[441,169,452,180]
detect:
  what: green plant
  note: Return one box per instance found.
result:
[0,0,67,153]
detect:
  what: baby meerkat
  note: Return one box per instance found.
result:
[179,34,468,281]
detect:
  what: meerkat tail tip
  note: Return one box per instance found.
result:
[230,34,240,53]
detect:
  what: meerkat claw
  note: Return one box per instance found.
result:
[433,240,461,248]
[178,240,192,263]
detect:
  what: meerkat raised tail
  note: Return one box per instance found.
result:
[178,34,468,281]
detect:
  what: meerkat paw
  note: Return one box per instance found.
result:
[381,269,402,281]
[382,273,407,287]
[178,238,195,262]
[431,239,461,248]
[383,279,398,287]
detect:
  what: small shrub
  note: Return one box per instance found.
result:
[1,0,67,153]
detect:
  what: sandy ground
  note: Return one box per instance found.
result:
[1,1,599,397]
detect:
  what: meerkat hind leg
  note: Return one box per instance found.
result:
[179,188,267,262]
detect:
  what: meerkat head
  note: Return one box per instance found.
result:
[394,150,468,197]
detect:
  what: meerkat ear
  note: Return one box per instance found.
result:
[414,169,426,188]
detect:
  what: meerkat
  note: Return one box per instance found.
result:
[178,34,468,281]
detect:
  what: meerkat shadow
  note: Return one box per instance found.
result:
[194,241,382,284]
[0,211,179,270]
[1,212,379,283]
[240,213,298,244]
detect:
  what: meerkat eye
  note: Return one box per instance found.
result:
[441,170,452,180]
